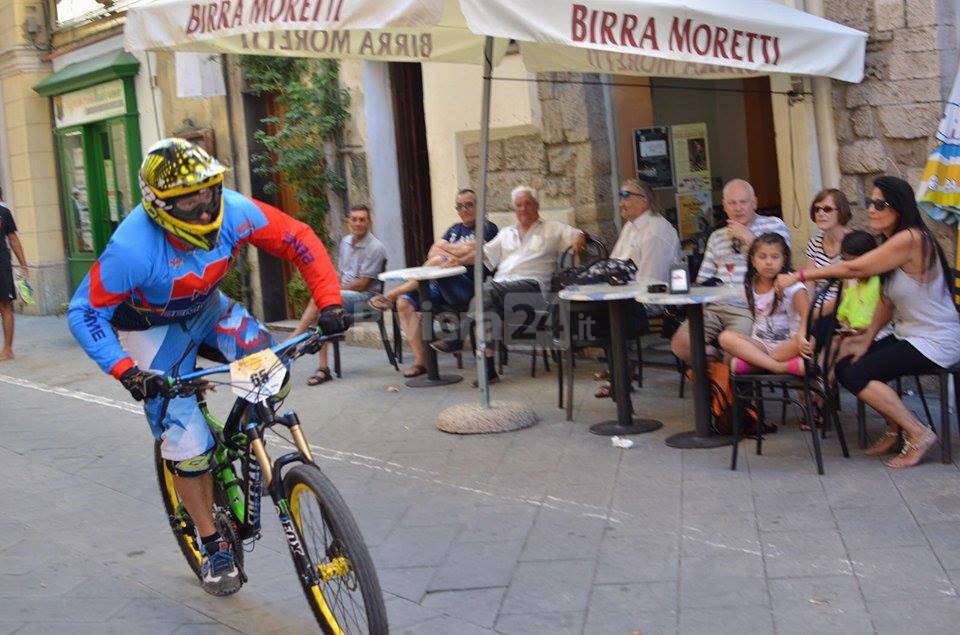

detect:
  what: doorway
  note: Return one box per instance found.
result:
[389,62,434,265]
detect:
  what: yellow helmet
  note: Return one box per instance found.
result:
[139,138,226,251]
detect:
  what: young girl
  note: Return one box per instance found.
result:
[719,233,811,375]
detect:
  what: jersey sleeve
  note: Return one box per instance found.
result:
[241,198,342,310]
[67,247,150,378]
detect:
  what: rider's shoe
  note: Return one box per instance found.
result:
[200,541,242,596]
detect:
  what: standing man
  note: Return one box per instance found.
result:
[295,204,387,385]
[367,188,498,378]
[670,178,790,362]
[0,189,28,361]
[463,185,586,384]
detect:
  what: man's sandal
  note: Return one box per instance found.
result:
[306,368,333,386]
[864,430,900,456]
[402,365,427,378]
[885,430,938,469]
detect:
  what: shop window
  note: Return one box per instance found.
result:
[61,131,94,254]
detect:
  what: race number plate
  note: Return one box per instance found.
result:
[229,348,285,403]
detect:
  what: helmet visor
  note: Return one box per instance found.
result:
[168,185,221,222]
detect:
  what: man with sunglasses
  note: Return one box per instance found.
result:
[67,138,346,597]
[367,188,498,377]
[671,178,790,362]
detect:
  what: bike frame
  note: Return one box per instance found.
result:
[167,330,331,589]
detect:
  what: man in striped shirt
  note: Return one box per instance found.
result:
[670,179,791,362]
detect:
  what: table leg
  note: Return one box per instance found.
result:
[665,304,731,448]
[406,280,463,388]
[590,300,663,436]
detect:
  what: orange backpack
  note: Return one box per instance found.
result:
[686,362,762,435]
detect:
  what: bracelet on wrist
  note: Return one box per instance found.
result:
[798,269,806,283]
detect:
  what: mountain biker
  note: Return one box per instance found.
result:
[67,138,347,596]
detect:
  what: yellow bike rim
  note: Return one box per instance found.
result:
[289,482,345,635]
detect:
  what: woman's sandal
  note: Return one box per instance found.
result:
[594,383,612,399]
[864,430,900,456]
[306,367,333,386]
[367,294,394,312]
[402,364,427,378]
[885,430,938,469]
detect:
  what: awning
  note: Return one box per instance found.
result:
[124,0,866,82]
[34,49,140,97]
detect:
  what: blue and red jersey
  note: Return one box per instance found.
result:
[68,189,341,378]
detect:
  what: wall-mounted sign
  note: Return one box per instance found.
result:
[671,122,711,193]
[54,80,127,129]
[633,126,673,189]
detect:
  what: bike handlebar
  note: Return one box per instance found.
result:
[157,329,341,398]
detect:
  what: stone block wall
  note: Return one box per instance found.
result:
[825,0,959,257]
[464,73,617,246]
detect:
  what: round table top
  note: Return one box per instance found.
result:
[635,285,742,306]
[558,279,661,302]
[379,265,468,282]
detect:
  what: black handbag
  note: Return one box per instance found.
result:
[555,258,638,288]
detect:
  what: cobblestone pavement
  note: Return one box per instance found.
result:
[2,315,960,634]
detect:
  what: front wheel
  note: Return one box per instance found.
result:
[283,464,388,634]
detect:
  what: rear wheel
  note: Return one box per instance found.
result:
[153,441,244,580]
[283,464,387,634]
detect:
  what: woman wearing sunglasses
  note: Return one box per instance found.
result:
[777,176,960,468]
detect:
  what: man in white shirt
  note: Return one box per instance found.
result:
[452,185,585,383]
[611,178,681,321]
[670,178,791,362]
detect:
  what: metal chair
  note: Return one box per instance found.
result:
[730,280,850,475]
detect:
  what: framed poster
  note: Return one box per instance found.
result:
[672,122,711,193]
[676,191,714,241]
[633,126,673,189]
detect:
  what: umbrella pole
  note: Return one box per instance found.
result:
[435,37,537,436]
[474,35,495,409]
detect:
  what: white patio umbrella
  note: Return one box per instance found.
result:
[125,0,866,411]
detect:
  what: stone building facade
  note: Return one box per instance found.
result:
[463,74,616,246]
[826,0,960,257]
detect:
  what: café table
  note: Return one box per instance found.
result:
[635,285,742,448]
[559,279,662,436]
[379,265,467,387]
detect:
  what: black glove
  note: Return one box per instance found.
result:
[119,367,167,402]
[316,304,352,336]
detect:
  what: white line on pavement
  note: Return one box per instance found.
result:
[0,372,629,523]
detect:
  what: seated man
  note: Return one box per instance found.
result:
[462,185,586,384]
[294,204,387,384]
[670,178,791,362]
[595,177,682,397]
[367,188,498,378]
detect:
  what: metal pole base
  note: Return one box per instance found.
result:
[590,418,663,436]
[665,431,733,448]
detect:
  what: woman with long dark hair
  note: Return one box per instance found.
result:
[777,176,960,468]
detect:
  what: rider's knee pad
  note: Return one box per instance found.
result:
[167,450,213,478]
